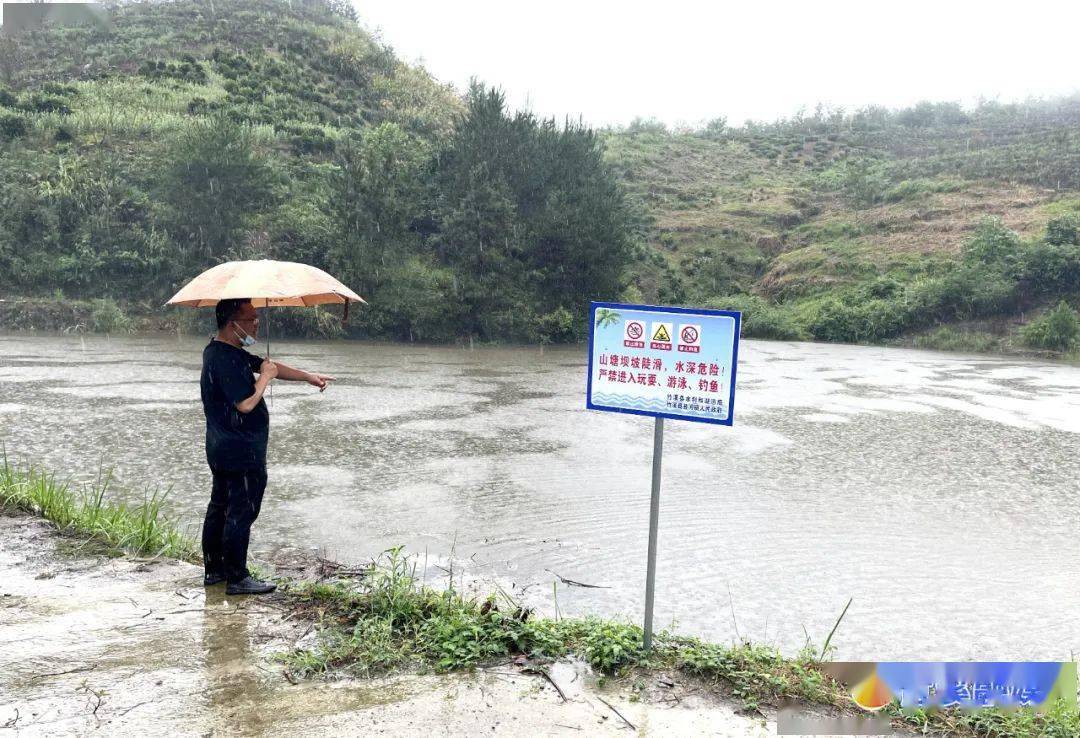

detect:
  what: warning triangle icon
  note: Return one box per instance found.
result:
[652,324,671,342]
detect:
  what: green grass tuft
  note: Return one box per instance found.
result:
[0,447,197,561]
[914,326,1000,353]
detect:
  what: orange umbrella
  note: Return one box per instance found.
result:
[165,259,364,311]
[165,259,365,402]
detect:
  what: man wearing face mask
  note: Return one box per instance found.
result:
[199,297,334,594]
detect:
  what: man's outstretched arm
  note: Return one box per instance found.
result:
[267,360,336,391]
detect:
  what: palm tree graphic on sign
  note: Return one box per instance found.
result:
[595,308,620,329]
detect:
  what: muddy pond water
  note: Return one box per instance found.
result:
[2,331,1079,661]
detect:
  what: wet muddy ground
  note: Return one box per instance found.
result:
[0,513,875,737]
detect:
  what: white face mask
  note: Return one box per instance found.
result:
[231,322,257,347]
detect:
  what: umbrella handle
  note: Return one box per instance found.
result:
[266,305,272,408]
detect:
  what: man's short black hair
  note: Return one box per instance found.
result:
[216,298,252,329]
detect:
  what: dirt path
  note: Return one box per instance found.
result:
[0,514,794,737]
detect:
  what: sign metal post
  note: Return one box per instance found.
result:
[643,415,664,650]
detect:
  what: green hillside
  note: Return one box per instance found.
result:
[605,103,1080,353]
[1,0,1078,354]
[0,0,631,343]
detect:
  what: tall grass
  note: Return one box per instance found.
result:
[279,547,1080,737]
[280,546,843,708]
[0,448,197,561]
[913,326,1000,353]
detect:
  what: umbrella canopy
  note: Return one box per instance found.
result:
[166,260,363,407]
[165,259,365,309]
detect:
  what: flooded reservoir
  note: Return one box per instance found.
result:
[2,332,1079,661]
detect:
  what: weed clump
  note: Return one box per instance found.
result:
[0,451,196,560]
[1021,301,1080,352]
[705,294,806,341]
[90,298,133,334]
[279,546,846,713]
[913,327,999,353]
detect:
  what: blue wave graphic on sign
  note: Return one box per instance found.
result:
[591,393,671,413]
[591,392,727,419]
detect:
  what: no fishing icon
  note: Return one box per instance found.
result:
[678,324,701,353]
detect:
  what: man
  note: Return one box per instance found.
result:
[200,298,335,595]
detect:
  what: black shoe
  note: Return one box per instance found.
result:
[225,576,277,595]
[204,572,226,586]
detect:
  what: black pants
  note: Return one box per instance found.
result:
[202,465,267,583]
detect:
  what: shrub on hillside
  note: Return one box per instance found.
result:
[1020,302,1080,352]
[806,298,910,343]
[859,277,904,300]
[18,93,70,115]
[0,114,27,140]
[187,97,213,115]
[805,299,860,342]
[138,58,207,84]
[41,82,78,97]
[913,327,998,353]
[359,257,466,343]
[626,117,668,135]
[962,217,1022,269]
[905,269,1019,323]
[175,306,214,336]
[704,295,805,341]
[263,304,344,339]
[278,122,333,155]
[476,306,540,344]
[883,178,963,202]
[1017,240,1080,295]
[534,306,577,343]
[896,100,969,128]
[1045,214,1080,246]
[816,158,890,206]
[702,116,727,137]
[90,298,132,334]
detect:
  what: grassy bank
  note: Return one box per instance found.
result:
[279,549,1080,737]
[0,295,348,339]
[0,450,197,560]
[5,293,1080,364]
[279,545,845,715]
[0,295,156,334]
[1,456,1077,736]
